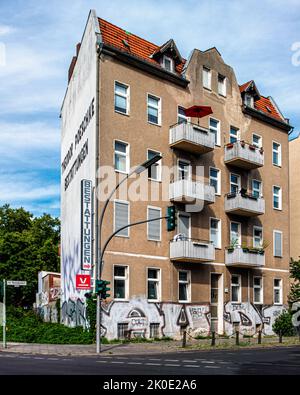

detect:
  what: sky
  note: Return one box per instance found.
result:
[0,0,299,218]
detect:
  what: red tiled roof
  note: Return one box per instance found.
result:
[98,18,186,74]
[239,82,283,121]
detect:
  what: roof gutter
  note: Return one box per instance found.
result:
[243,105,292,132]
[101,44,189,88]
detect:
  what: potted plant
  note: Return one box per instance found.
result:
[240,140,245,148]
[249,144,256,151]
[227,238,239,253]
[226,142,234,149]
[259,147,264,154]
[242,243,249,253]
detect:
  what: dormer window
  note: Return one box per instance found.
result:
[162,56,174,72]
[245,94,254,108]
[218,74,226,96]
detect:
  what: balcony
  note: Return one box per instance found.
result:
[225,247,265,268]
[169,122,215,154]
[224,141,264,169]
[170,237,215,262]
[169,179,215,205]
[225,192,265,217]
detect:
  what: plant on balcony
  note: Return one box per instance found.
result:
[226,142,234,149]
[227,238,239,253]
[259,147,264,154]
[249,144,256,151]
[240,140,246,148]
[241,243,249,253]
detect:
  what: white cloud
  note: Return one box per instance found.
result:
[0,25,14,36]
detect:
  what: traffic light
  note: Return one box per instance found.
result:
[95,279,111,300]
[102,280,111,300]
[95,279,104,295]
[167,206,177,231]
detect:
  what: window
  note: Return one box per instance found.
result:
[114,82,129,114]
[147,150,161,181]
[210,273,221,319]
[147,94,161,125]
[252,180,262,198]
[253,226,263,248]
[231,275,241,303]
[117,323,129,340]
[245,94,254,108]
[230,222,241,245]
[149,323,160,338]
[253,277,263,304]
[178,160,190,180]
[147,268,160,301]
[252,134,262,148]
[230,126,239,143]
[203,67,211,90]
[273,186,282,210]
[273,230,283,257]
[114,266,128,299]
[178,106,188,124]
[209,118,221,146]
[147,207,161,241]
[178,212,191,238]
[210,167,221,195]
[273,279,282,305]
[178,270,190,302]
[210,218,221,248]
[272,142,281,166]
[114,140,129,173]
[218,74,226,96]
[162,56,173,72]
[114,201,129,237]
[230,173,240,194]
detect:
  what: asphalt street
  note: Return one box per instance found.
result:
[0,346,300,375]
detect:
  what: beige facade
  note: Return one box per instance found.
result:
[61,12,292,339]
[289,135,300,260]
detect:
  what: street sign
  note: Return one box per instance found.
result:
[76,274,91,290]
[7,281,27,287]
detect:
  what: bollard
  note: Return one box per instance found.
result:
[279,331,283,344]
[258,330,262,344]
[235,330,240,346]
[182,329,187,348]
[211,331,216,346]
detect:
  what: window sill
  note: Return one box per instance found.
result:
[115,110,130,117]
[148,299,160,303]
[203,86,212,92]
[115,169,129,175]
[273,207,282,211]
[147,238,162,242]
[218,93,227,98]
[114,298,128,302]
[178,300,190,304]
[115,234,130,239]
[148,121,161,127]
[273,164,282,168]
[148,178,162,183]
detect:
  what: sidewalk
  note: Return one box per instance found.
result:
[1,337,299,356]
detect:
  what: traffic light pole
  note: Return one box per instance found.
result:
[2,279,6,349]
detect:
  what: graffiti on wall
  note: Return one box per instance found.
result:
[223,302,287,336]
[61,298,87,327]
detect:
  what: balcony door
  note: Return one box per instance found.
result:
[178,160,191,181]
[230,173,241,194]
[230,221,241,246]
[178,212,191,239]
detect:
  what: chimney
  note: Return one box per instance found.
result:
[68,43,81,83]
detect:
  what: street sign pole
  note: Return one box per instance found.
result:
[3,279,6,349]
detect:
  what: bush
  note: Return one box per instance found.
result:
[272,311,296,337]
[0,307,94,344]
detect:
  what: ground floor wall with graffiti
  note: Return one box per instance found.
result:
[59,295,286,340]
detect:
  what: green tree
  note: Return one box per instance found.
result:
[289,258,300,304]
[0,205,60,307]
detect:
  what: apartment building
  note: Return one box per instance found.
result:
[289,133,300,260]
[60,10,292,339]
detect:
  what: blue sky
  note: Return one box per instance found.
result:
[0,0,299,217]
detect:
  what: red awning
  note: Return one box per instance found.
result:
[184,105,213,119]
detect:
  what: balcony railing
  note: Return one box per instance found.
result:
[170,237,215,262]
[225,246,265,268]
[169,179,215,205]
[225,192,265,216]
[224,141,264,169]
[169,122,215,154]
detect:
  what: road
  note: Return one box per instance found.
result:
[0,346,299,375]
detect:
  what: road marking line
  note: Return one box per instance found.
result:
[145,363,162,366]
[164,364,180,367]
[111,361,124,364]
[183,360,198,363]
[19,356,30,359]
[184,365,200,368]
[204,366,220,369]
[128,362,142,365]
[34,357,45,360]
[48,358,59,361]
[148,358,162,361]
[165,359,179,362]
[96,361,107,363]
